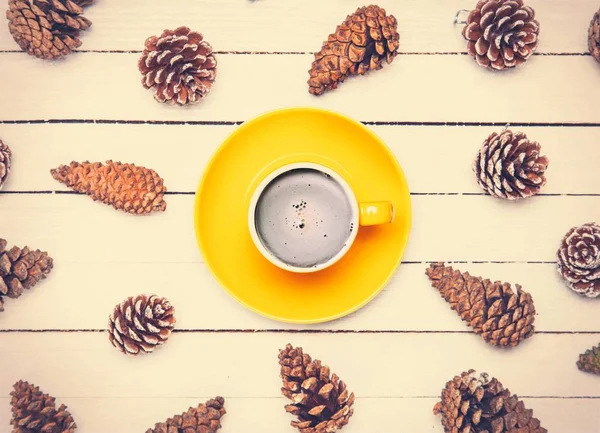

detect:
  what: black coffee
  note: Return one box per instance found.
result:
[254,168,355,268]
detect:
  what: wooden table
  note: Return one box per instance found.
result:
[1,0,599,431]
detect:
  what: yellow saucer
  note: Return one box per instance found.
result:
[194,107,411,324]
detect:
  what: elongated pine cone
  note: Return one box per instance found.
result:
[577,344,600,375]
[11,380,77,433]
[474,130,548,200]
[434,370,546,433]
[557,223,600,298]
[426,263,535,347]
[0,139,11,190]
[145,397,226,433]
[0,238,53,313]
[108,294,175,356]
[138,26,217,105]
[7,0,92,60]
[308,5,399,96]
[589,8,600,63]
[462,0,540,70]
[279,344,355,433]
[50,160,167,215]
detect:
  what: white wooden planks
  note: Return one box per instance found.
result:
[1,333,599,398]
[0,262,598,332]
[1,124,599,194]
[1,0,600,431]
[0,0,594,53]
[0,396,598,433]
[0,194,596,264]
[2,54,600,123]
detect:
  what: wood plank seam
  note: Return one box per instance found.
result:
[3,120,600,127]
[2,329,600,334]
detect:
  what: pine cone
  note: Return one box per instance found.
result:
[279,344,355,433]
[145,397,226,433]
[108,294,175,356]
[138,26,217,105]
[462,0,540,70]
[6,0,92,60]
[556,223,600,298]
[434,370,546,433]
[50,160,167,215]
[577,343,600,375]
[0,139,11,190]
[473,130,548,200]
[0,238,53,313]
[308,5,399,96]
[425,263,536,347]
[11,380,77,433]
[589,8,600,63]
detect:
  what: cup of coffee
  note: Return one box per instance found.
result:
[248,162,394,273]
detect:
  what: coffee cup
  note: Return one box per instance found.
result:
[248,162,394,273]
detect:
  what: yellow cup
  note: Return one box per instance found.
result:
[248,162,394,273]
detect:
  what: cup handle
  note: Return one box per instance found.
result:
[358,202,395,226]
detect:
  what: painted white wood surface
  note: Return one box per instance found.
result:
[0,0,595,53]
[1,0,600,432]
[1,334,600,432]
[2,54,600,123]
[1,124,600,194]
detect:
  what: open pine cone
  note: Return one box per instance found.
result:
[426,263,536,347]
[145,397,226,433]
[7,0,92,60]
[279,344,355,433]
[577,343,600,375]
[589,8,600,63]
[556,223,600,298]
[0,238,54,313]
[50,160,167,215]
[461,0,540,70]
[308,5,399,96]
[108,294,175,356]
[434,370,546,433]
[0,139,11,190]
[138,26,217,105]
[11,380,77,433]
[474,130,548,200]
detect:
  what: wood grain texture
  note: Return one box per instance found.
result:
[2,54,600,123]
[1,333,599,398]
[1,0,600,431]
[0,397,598,433]
[0,195,596,263]
[0,0,595,53]
[0,124,599,195]
[0,262,597,332]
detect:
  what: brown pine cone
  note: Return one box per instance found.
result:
[462,0,540,70]
[0,139,11,190]
[577,343,600,375]
[145,397,226,433]
[426,263,536,347]
[474,130,548,200]
[279,344,355,433]
[7,0,92,60]
[11,380,77,433]
[556,223,600,298]
[434,370,546,433]
[308,5,400,96]
[0,238,53,313]
[50,160,167,215]
[108,294,175,356]
[138,26,217,105]
[589,8,600,63]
